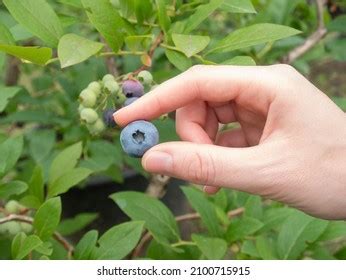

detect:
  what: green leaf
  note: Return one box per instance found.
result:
[155,0,171,33]
[318,221,346,241]
[184,0,224,33]
[33,197,62,241]
[0,135,23,175]
[27,129,55,163]
[3,0,63,46]
[11,233,43,260]
[0,181,28,200]
[134,0,153,25]
[81,0,126,52]
[327,15,346,32]
[93,221,144,260]
[226,217,263,242]
[48,167,92,198]
[48,142,83,185]
[277,210,329,259]
[192,234,228,260]
[125,35,153,52]
[35,242,53,256]
[172,34,210,58]
[58,34,104,68]
[241,240,259,258]
[244,195,263,220]
[0,22,15,45]
[0,44,52,65]
[165,49,192,71]
[332,97,346,111]
[221,56,256,66]
[110,191,180,245]
[57,213,98,236]
[58,0,83,8]
[74,230,98,260]
[208,23,301,54]
[182,187,223,237]
[259,207,294,233]
[221,0,256,14]
[255,236,277,259]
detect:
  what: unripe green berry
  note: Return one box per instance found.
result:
[79,89,97,108]
[87,81,102,97]
[138,70,153,85]
[20,222,33,233]
[102,74,115,83]
[78,104,85,113]
[87,118,105,135]
[115,92,126,106]
[5,200,23,214]
[6,221,21,236]
[80,108,99,124]
[104,80,120,95]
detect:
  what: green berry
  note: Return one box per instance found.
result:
[87,118,105,135]
[102,74,115,83]
[79,89,97,108]
[80,108,99,124]
[138,70,153,85]
[6,221,21,236]
[104,80,120,95]
[115,92,126,106]
[78,104,85,113]
[20,222,33,233]
[87,81,102,97]
[5,200,23,214]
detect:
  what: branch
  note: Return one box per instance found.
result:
[0,214,74,259]
[282,0,327,64]
[100,37,119,77]
[146,175,170,198]
[131,207,245,258]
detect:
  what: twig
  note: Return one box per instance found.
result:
[283,0,327,64]
[0,214,74,259]
[131,207,245,258]
[146,175,171,198]
[101,37,119,76]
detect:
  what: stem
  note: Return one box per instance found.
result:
[171,240,196,247]
[100,51,146,57]
[0,214,74,259]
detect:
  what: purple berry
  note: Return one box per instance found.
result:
[122,80,144,98]
[103,109,117,128]
[123,97,139,107]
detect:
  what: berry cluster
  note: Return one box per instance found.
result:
[78,70,159,157]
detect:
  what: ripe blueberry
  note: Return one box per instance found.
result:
[123,97,139,107]
[103,109,117,128]
[120,120,159,158]
[79,88,97,108]
[122,80,144,98]
[80,108,98,124]
[137,70,153,85]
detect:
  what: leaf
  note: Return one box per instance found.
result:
[0,22,15,45]
[192,234,228,260]
[48,142,83,185]
[277,210,329,259]
[221,56,256,66]
[182,187,223,237]
[0,135,24,175]
[48,167,92,198]
[333,97,346,111]
[58,0,83,8]
[184,0,224,33]
[220,0,256,14]
[259,207,294,233]
[134,0,153,25]
[35,242,53,256]
[165,49,192,71]
[255,236,277,259]
[226,217,263,242]
[33,197,62,241]
[244,195,263,220]
[172,34,210,58]
[110,191,180,245]
[327,15,346,32]
[74,230,98,260]
[241,240,259,258]
[57,213,98,235]
[11,233,43,260]
[155,0,171,33]
[81,0,126,52]
[93,221,144,260]
[208,23,301,54]
[27,129,55,163]
[125,35,153,52]
[3,0,63,46]
[0,181,28,200]
[0,44,52,65]
[58,34,104,68]
[318,221,346,242]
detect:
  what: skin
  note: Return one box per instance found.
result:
[114,65,346,220]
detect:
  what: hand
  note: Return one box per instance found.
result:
[114,64,346,220]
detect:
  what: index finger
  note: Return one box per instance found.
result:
[114,65,279,127]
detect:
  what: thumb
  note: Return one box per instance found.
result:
[142,142,274,193]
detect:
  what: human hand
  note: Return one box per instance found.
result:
[114,65,346,220]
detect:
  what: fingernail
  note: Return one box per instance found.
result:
[143,151,173,172]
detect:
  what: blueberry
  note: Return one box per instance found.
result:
[79,88,97,108]
[87,118,105,135]
[122,79,144,98]
[123,97,139,107]
[103,109,117,128]
[102,74,115,83]
[120,120,159,157]
[137,70,153,85]
[87,81,102,97]
[104,80,120,94]
[80,108,98,124]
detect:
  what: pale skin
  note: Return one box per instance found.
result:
[114,64,346,220]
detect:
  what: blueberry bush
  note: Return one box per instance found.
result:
[0,0,345,260]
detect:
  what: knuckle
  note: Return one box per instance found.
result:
[188,64,206,74]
